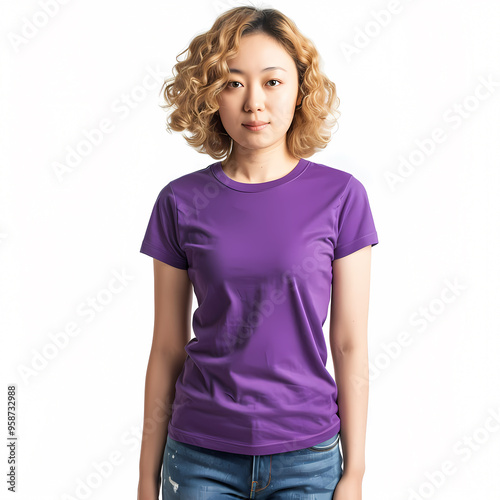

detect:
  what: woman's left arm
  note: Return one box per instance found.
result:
[330,245,373,498]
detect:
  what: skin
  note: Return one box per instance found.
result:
[216,32,303,183]
[331,245,372,500]
[137,260,193,499]
[138,31,372,500]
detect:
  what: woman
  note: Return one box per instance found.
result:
[137,6,379,500]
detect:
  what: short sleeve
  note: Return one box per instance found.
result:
[334,175,379,260]
[139,183,188,270]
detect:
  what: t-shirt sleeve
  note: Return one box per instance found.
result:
[139,183,188,270]
[333,175,379,260]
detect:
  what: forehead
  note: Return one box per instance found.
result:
[227,33,296,70]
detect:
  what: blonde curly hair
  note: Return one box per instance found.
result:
[160,6,340,160]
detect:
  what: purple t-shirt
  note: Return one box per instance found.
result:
[140,157,379,455]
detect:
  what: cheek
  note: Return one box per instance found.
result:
[272,94,297,127]
[218,99,240,123]
[217,108,232,129]
[217,94,232,112]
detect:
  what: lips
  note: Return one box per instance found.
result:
[243,121,268,126]
[242,121,269,131]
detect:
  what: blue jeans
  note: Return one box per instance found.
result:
[162,432,343,499]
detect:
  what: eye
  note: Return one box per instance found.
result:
[226,79,281,89]
[267,79,281,87]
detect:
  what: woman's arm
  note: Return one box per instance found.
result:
[137,259,193,499]
[330,245,372,484]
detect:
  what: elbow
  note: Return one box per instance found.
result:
[330,332,368,358]
[330,322,368,357]
[331,342,358,358]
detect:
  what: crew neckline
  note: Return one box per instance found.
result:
[210,157,309,192]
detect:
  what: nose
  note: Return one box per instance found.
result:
[243,84,265,113]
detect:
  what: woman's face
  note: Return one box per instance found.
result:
[217,32,301,155]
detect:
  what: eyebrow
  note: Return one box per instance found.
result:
[228,66,287,74]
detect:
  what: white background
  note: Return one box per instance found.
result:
[1,0,500,499]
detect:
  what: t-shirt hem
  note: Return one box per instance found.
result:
[167,421,341,455]
[334,231,379,260]
[140,240,188,270]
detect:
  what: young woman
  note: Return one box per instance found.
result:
[137,6,379,500]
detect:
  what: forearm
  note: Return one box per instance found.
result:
[138,348,187,488]
[332,343,369,479]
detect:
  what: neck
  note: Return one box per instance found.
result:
[221,145,300,184]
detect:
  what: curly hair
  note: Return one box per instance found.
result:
[160,6,340,160]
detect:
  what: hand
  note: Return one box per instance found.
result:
[332,472,363,500]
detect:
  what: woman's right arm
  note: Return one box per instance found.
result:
[137,258,193,500]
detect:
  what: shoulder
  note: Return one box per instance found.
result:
[306,159,352,181]
[170,163,214,190]
[155,162,218,205]
[305,159,367,201]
